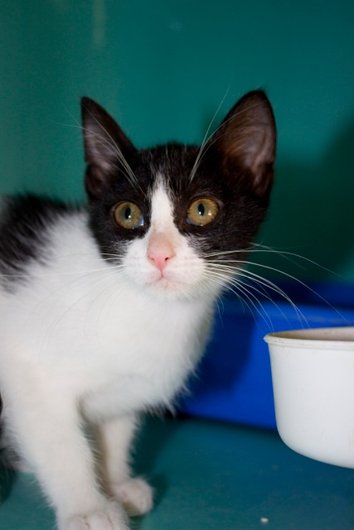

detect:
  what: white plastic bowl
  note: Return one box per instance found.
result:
[265,327,354,468]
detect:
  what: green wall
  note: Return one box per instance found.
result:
[1,0,354,284]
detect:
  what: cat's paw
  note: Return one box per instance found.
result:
[110,477,154,517]
[62,501,128,530]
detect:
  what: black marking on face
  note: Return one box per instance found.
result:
[82,90,276,268]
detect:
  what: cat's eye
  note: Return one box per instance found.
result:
[113,202,144,230]
[187,197,219,226]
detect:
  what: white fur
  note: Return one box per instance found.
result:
[0,184,221,529]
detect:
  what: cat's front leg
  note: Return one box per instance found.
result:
[96,414,154,517]
[6,392,128,530]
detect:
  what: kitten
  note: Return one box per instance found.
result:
[0,90,275,530]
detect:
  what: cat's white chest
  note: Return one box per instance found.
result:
[0,210,215,423]
[67,281,212,419]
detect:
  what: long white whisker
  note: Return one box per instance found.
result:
[190,100,269,182]
[236,269,309,326]
[79,110,146,197]
[207,273,258,321]
[190,87,230,182]
[205,268,274,329]
[85,130,147,197]
[208,259,347,323]
[88,121,137,184]
[207,262,308,325]
[205,246,342,278]
[35,265,126,351]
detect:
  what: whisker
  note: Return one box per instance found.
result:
[235,269,309,326]
[207,258,346,324]
[84,129,147,197]
[190,100,270,181]
[203,269,255,319]
[204,246,342,279]
[74,110,146,197]
[35,264,127,349]
[190,87,230,182]
[207,261,309,325]
[205,268,274,329]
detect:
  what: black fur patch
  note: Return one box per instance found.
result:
[146,143,270,261]
[82,91,275,269]
[87,141,270,268]
[0,195,74,290]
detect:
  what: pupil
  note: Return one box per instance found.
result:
[197,203,205,216]
[125,207,132,220]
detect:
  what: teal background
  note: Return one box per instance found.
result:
[2,6,354,528]
[1,0,354,283]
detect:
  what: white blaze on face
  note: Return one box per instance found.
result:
[122,181,206,295]
[146,183,179,275]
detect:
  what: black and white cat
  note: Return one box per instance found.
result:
[0,90,275,530]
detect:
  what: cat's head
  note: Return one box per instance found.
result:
[81,91,276,300]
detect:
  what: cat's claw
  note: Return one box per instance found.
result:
[62,501,128,530]
[110,477,154,517]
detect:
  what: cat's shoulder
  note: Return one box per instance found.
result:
[0,193,84,253]
[0,194,87,286]
[0,193,80,227]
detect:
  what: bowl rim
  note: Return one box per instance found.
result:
[264,326,354,349]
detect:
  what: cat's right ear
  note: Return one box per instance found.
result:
[81,97,138,199]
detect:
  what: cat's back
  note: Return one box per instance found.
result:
[0,194,89,293]
[0,194,104,364]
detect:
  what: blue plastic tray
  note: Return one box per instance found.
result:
[179,282,354,429]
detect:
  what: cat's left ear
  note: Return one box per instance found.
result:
[210,90,276,197]
[81,97,138,199]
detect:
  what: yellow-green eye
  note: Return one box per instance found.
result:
[113,202,144,230]
[187,197,219,226]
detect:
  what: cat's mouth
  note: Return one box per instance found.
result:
[143,264,201,295]
[148,272,183,291]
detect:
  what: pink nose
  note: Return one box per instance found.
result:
[147,233,176,273]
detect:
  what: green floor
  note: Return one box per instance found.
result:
[1,417,354,529]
